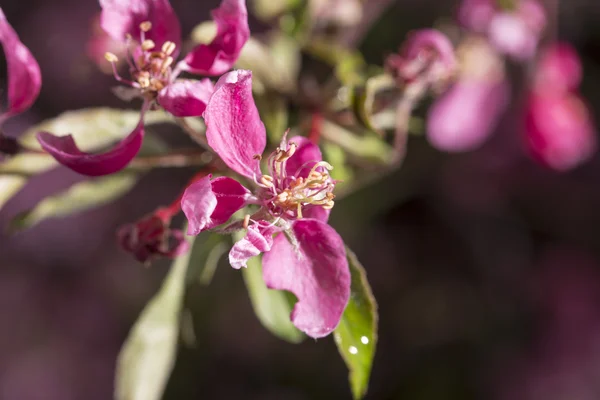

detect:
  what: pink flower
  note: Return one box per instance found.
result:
[0,7,41,125]
[426,38,509,152]
[525,43,596,170]
[458,0,546,61]
[386,29,456,89]
[181,70,350,338]
[117,207,189,264]
[37,0,249,176]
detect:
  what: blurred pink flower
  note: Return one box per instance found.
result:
[459,0,546,61]
[0,7,41,125]
[426,38,509,152]
[37,0,249,176]
[525,43,596,170]
[386,29,456,89]
[181,70,350,338]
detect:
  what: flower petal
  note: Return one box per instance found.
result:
[36,113,145,176]
[99,0,181,51]
[204,70,266,179]
[229,222,276,269]
[426,78,509,152]
[158,78,214,117]
[262,219,350,338]
[181,175,250,235]
[182,0,249,76]
[0,8,41,119]
[285,136,322,178]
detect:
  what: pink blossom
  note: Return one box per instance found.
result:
[386,29,456,88]
[426,38,509,152]
[37,0,249,176]
[525,43,596,170]
[181,70,350,338]
[458,0,546,61]
[0,7,41,124]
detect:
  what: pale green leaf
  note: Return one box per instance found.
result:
[251,0,299,21]
[320,119,393,164]
[185,232,229,287]
[352,74,396,134]
[9,173,139,232]
[0,175,27,210]
[115,235,194,400]
[334,247,378,400]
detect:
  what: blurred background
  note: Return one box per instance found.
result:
[2,0,600,399]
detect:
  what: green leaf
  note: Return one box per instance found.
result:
[185,232,229,287]
[238,234,305,343]
[334,247,378,400]
[252,0,300,21]
[8,173,139,232]
[320,119,393,164]
[352,74,397,134]
[115,235,194,400]
[0,175,27,210]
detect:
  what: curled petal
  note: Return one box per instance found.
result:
[36,113,145,176]
[204,70,266,179]
[181,175,250,235]
[229,222,276,269]
[182,0,249,76]
[99,0,181,51]
[285,136,323,178]
[526,93,596,171]
[262,219,350,338]
[158,79,214,117]
[426,78,509,152]
[0,8,41,119]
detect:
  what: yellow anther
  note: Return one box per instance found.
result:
[140,21,152,32]
[286,142,297,158]
[104,52,119,63]
[160,56,174,73]
[243,214,250,229]
[141,39,155,51]
[162,41,177,56]
[150,78,165,91]
[322,200,335,210]
[259,175,274,187]
[276,192,289,202]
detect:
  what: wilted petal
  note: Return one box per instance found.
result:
[204,70,266,178]
[181,175,250,235]
[117,213,189,264]
[427,78,509,152]
[183,0,249,76]
[526,93,596,171]
[229,222,276,269]
[158,79,214,117]
[36,114,145,176]
[0,8,41,119]
[99,0,181,50]
[262,219,350,338]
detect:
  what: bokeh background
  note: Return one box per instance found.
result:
[2,0,600,399]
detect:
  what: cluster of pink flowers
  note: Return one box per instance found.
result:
[0,0,351,339]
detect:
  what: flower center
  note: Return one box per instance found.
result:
[104,21,177,98]
[258,142,336,219]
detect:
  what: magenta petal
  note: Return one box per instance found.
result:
[181,175,250,235]
[36,115,145,176]
[204,70,266,179]
[99,0,181,50]
[0,8,41,118]
[158,79,214,117]
[182,0,249,76]
[262,219,350,338]
[285,136,323,178]
[426,78,509,152]
[229,222,275,269]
